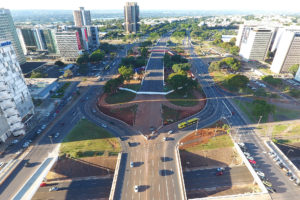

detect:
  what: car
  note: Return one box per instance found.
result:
[15,150,22,155]
[36,129,42,135]
[134,185,139,192]
[163,137,167,141]
[247,156,254,160]
[22,142,30,148]
[268,151,275,157]
[294,179,300,186]
[49,187,58,192]
[54,132,60,138]
[0,162,4,168]
[41,124,47,130]
[286,171,293,177]
[248,159,256,165]
[40,182,47,187]
[11,139,19,144]
[256,171,265,177]
[217,167,224,172]
[290,176,296,182]
[168,130,173,135]
[92,109,96,113]
[263,180,272,187]
[266,186,276,193]
[130,162,134,168]
[244,152,251,157]
[273,156,280,162]
[216,171,223,176]
[101,123,107,128]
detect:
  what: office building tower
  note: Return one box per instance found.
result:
[271,31,300,74]
[32,28,47,50]
[86,26,100,49]
[16,28,28,55]
[73,7,91,27]
[0,41,34,142]
[0,8,26,64]
[43,29,59,54]
[55,31,83,60]
[124,2,139,33]
[239,28,273,62]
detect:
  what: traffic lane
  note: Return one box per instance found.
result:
[32,178,112,200]
[184,166,254,190]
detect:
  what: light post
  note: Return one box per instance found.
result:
[195,119,199,135]
[49,135,53,145]
[287,149,294,157]
[257,115,263,128]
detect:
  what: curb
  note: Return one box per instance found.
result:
[109,152,123,200]
[175,144,187,200]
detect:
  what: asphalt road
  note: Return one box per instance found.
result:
[184,166,253,190]
[139,36,169,93]
[32,178,112,200]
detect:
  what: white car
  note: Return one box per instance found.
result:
[22,142,30,148]
[130,162,134,168]
[246,156,254,160]
[168,130,173,135]
[163,137,167,141]
[54,132,60,138]
[256,171,265,177]
[134,185,139,192]
[217,167,224,172]
[11,139,19,144]
[101,123,107,128]
[36,129,42,134]
[244,152,251,157]
[41,124,47,130]
[0,162,4,168]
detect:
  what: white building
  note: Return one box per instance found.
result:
[0,8,26,64]
[271,31,300,74]
[0,41,34,142]
[221,35,236,43]
[55,31,83,61]
[73,7,91,27]
[239,27,273,62]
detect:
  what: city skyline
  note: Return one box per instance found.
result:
[2,0,300,12]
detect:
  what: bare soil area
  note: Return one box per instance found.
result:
[46,156,117,181]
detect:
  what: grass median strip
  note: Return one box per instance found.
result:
[60,119,120,158]
[105,90,136,104]
[166,91,198,107]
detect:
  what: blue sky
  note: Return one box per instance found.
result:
[2,0,300,11]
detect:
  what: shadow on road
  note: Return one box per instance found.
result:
[159,169,174,176]
[139,185,150,192]
[161,157,173,162]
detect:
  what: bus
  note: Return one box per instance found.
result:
[178,118,199,129]
[104,65,110,71]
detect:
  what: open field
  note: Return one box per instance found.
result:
[60,119,120,158]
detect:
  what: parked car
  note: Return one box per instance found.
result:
[266,186,276,193]
[286,171,293,177]
[101,123,107,128]
[217,167,224,172]
[40,182,47,187]
[216,171,223,176]
[244,152,251,157]
[22,142,30,148]
[49,187,58,192]
[290,176,296,182]
[41,124,47,130]
[248,159,256,165]
[168,130,173,135]
[54,132,60,138]
[0,162,4,168]
[163,137,167,141]
[268,151,275,157]
[256,171,265,177]
[11,139,19,144]
[134,185,139,192]
[246,156,254,160]
[263,180,272,187]
[130,162,134,168]
[36,129,42,135]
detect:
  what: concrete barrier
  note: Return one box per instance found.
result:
[109,152,122,200]
[234,143,268,194]
[175,144,187,200]
[193,192,271,200]
[265,140,300,179]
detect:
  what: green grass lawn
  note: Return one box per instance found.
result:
[166,90,198,107]
[51,82,71,98]
[105,90,136,104]
[122,83,141,91]
[162,105,180,124]
[60,120,121,158]
[273,106,300,121]
[185,134,233,151]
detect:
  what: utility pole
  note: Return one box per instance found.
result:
[257,115,263,128]
[195,119,199,135]
[49,135,53,145]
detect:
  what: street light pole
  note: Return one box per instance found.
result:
[257,115,263,128]
[195,119,199,135]
[49,135,53,145]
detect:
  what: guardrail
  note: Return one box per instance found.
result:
[109,152,123,200]
[175,144,187,200]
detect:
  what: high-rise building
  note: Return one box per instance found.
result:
[32,28,47,50]
[55,31,83,60]
[0,41,34,142]
[16,28,28,55]
[124,2,139,33]
[86,26,100,49]
[0,9,26,64]
[239,28,274,62]
[73,7,91,27]
[271,31,300,74]
[43,29,59,54]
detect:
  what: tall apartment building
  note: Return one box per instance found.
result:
[17,28,47,51]
[0,41,34,142]
[271,31,300,74]
[55,31,83,61]
[124,2,139,33]
[73,7,91,27]
[0,9,26,64]
[239,28,273,61]
[43,29,59,54]
[16,28,28,55]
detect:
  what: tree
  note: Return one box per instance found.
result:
[254,88,267,97]
[55,60,65,66]
[208,61,221,72]
[226,74,249,91]
[252,100,275,118]
[168,74,189,91]
[139,47,148,58]
[76,54,89,65]
[230,46,239,56]
[288,64,299,76]
[172,63,191,73]
[104,77,124,94]
[30,71,46,78]
[63,69,73,78]
[89,49,105,62]
[118,66,134,81]
[221,57,241,71]
[261,75,282,87]
[229,37,236,46]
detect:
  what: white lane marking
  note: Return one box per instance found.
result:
[159,183,160,192]
[127,180,129,186]
[140,169,142,175]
